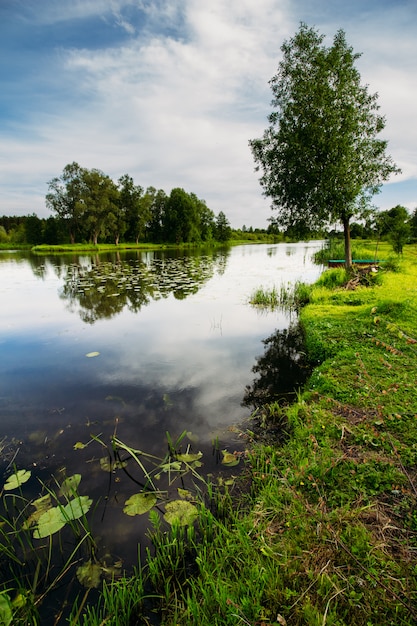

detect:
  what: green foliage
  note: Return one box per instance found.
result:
[250,24,400,267]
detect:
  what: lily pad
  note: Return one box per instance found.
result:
[99,457,127,472]
[221,451,240,467]
[23,494,52,529]
[3,469,31,491]
[76,560,102,588]
[160,461,182,473]
[62,496,93,521]
[177,488,193,500]
[164,500,198,526]
[60,474,82,497]
[176,451,203,463]
[0,592,12,626]
[123,492,157,516]
[33,507,66,539]
[85,351,100,358]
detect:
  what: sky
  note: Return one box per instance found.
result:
[0,0,416,229]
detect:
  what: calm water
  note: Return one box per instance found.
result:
[0,242,323,569]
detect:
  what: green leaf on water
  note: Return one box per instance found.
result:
[33,507,66,539]
[123,492,157,516]
[23,494,52,529]
[60,474,82,497]
[0,592,12,626]
[62,496,92,521]
[160,461,182,473]
[73,441,86,450]
[85,351,100,358]
[76,560,102,588]
[176,451,203,463]
[3,469,31,491]
[33,494,52,511]
[177,488,193,500]
[164,500,198,526]
[221,451,240,467]
[99,457,127,472]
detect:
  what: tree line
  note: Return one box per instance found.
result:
[0,163,232,246]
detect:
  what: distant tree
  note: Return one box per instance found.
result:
[43,216,60,244]
[215,211,231,242]
[163,188,200,243]
[190,194,216,242]
[250,23,400,269]
[409,207,417,240]
[0,225,8,243]
[80,169,119,245]
[376,205,410,254]
[46,162,85,243]
[146,188,167,242]
[117,174,144,243]
[25,213,43,245]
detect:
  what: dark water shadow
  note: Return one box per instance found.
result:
[243,322,311,410]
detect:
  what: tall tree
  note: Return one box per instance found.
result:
[250,24,400,268]
[46,162,85,244]
[146,188,167,242]
[215,211,231,242]
[117,174,144,243]
[80,169,119,245]
[163,188,200,243]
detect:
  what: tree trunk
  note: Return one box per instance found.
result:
[342,215,352,270]
[115,235,119,246]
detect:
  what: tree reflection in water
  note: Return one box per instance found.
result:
[243,323,311,409]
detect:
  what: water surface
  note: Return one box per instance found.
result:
[0,242,323,566]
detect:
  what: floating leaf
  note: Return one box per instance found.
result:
[164,500,198,526]
[99,457,127,472]
[33,507,66,539]
[221,451,240,467]
[123,492,157,516]
[33,494,52,511]
[73,441,86,450]
[3,469,31,491]
[0,592,12,626]
[62,496,93,521]
[23,495,52,529]
[60,474,81,497]
[177,488,193,500]
[176,452,203,463]
[76,560,102,588]
[160,461,182,473]
[85,351,100,358]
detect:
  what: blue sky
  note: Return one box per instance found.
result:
[1,0,416,228]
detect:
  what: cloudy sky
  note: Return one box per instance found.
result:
[1,0,416,228]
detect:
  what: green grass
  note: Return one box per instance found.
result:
[250,281,312,311]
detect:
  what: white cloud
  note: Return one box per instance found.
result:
[0,0,416,222]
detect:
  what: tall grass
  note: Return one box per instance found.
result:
[250,280,312,311]
[314,239,385,264]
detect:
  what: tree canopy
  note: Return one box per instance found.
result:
[250,23,400,268]
[44,163,229,246]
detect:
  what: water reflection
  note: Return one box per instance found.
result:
[243,323,310,408]
[56,250,228,322]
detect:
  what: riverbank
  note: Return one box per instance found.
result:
[72,244,417,624]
